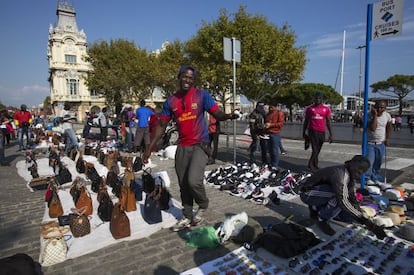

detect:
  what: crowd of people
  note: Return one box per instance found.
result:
[0,64,411,236]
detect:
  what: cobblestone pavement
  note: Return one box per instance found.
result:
[0,137,413,275]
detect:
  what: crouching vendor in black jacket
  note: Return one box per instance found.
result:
[299,155,386,239]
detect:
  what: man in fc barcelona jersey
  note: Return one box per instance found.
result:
[142,65,238,231]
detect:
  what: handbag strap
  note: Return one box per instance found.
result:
[71,206,88,216]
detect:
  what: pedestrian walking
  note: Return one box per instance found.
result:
[248,102,268,165]
[207,113,220,165]
[302,92,333,172]
[395,115,402,131]
[60,102,79,154]
[142,65,239,231]
[264,103,285,169]
[365,100,392,186]
[95,107,108,142]
[134,99,154,153]
[0,109,10,166]
[13,104,33,151]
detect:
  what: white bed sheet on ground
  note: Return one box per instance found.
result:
[41,185,182,260]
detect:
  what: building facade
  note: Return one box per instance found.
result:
[48,1,105,121]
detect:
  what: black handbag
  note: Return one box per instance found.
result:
[142,169,155,194]
[133,156,143,172]
[56,164,72,185]
[58,214,76,226]
[130,179,142,201]
[106,171,122,198]
[86,166,101,193]
[142,194,162,224]
[98,192,113,222]
[76,156,86,174]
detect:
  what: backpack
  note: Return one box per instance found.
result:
[249,222,321,258]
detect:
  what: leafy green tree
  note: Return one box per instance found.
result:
[370,74,414,116]
[153,40,187,97]
[42,96,53,115]
[0,101,6,110]
[277,83,343,121]
[85,39,150,113]
[185,6,307,108]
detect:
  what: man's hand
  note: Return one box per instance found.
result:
[371,224,387,240]
[142,150,151,164]
[384,139,389,146]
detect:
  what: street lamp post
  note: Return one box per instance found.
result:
[356,45,366,116]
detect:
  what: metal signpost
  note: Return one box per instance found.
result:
[361,0,404,188]
[223,37,241,164]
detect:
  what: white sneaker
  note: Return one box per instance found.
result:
[192,209,206,225]
[171,217,191,232]
[366,179,376,186]
[375,180,392,190]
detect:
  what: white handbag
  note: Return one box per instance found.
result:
[40,237,67,266]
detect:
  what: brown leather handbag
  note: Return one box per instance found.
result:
[75,186,93,216]
[70,207,91,238]
[48,190,63,218]
[120,169,136,212]
[110,202,130,239]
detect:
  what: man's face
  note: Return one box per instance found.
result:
[349,162,369,179]
[374,101,387,115]
[314,96,322,105]
[179,69,195,92]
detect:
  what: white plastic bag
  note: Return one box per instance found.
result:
[216,212,249,243]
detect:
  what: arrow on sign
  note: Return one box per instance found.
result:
[382,29,399,36]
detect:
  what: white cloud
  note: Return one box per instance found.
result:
[0,84,49,107]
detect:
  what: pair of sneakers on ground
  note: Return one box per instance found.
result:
[366,179,392,190]
[171,208,206,232]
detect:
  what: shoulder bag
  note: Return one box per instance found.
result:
[110,202,130,239]
[142,190,162,224]
[98,190,113,222]
[48,189,64,218]
[56,164,72,185]
[40,237,67,266]
[69,207,91,238]
[75,186,93,216]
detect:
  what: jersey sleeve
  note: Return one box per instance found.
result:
[160,98,172,121]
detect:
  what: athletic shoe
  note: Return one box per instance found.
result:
[171,217,192,232]
[316,220,336,236]
[375,180,392,190]
[192,208,206,225]
[281,151,287,155]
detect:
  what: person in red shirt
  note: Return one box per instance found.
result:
[264,104,285,169]
[207,113,220,165]
[13,104,33,151]
[302,92,333,172]
[142,65,238,231]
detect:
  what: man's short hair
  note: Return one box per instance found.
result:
[177,65,197,79]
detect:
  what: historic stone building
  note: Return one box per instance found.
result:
[47,1,104,121]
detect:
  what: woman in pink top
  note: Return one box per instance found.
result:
[302,92,333,172]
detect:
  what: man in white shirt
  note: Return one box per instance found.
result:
[365,100,392,186]
[96,107,108,141]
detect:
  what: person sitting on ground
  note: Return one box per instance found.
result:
[299,155,387,239]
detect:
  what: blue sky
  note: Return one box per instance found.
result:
[1,0,413,107]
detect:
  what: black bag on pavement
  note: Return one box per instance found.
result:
[133,156,143,172]
[142,169,155,194]
[142,195,162,224]
[249,222,321,258]
[98,192,114,222]
[56,164,72,185]
[130,179,143,201]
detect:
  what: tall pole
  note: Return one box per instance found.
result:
[356,45,366,115]
[232,37,237,164]
[340,30,346,110]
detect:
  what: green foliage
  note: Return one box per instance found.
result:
[185,6,307,106]
[0,101,6,110]
[370,74,414,115]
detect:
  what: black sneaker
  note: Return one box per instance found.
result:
[309,206,318,220]
[316,220,336,236]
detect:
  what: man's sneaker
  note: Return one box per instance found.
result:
[375,180,392,190]
[316,220,336,236]
[171,217,191,232]
[366,179,376,186]
[281,151,287,155]
[192,208,206,225]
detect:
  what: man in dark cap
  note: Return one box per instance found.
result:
[248,102,268,165]
[302,92,333,172]
[299,155,387,239]
[142,65,239,231]
[13,104,33,151]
